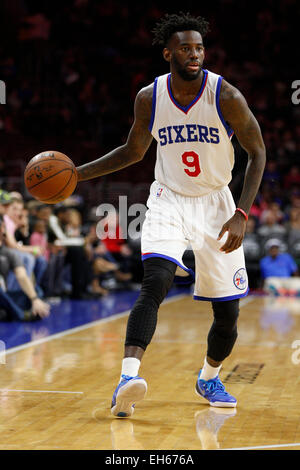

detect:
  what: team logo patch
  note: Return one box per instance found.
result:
[156,187,163,197]
[233,268,247,290]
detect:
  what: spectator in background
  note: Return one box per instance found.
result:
[0,191,36,283]
[15,206,31,246]
[0,190,11,214]
[85,222,116,265]
[257,210,287,245]
[285,189,300,216]
[0,162,6,188]
[48,206,70,241]
[46,205,97,298]
[99,210,133,282]
[84,222,125,294]
[2,194,42,257]
[30,203,53,231]
[0,214,50,321]
[260,239,300,296]
[65,208,83,237]
[254,185,276,216]
[9,191,23,202]
[260,201,285,225]
[29,219,50,261]
[2,196,48,293]
[284,166,300,189]
[262,160,281,185]
[286,207,300,241]
[286,207,300,267]
[18,12,51,41]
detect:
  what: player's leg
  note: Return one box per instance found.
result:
[111,256,177,417]
[191,187,247,407]
[206,299,240,368]
[111,181,190,417]
[195,300,239,407]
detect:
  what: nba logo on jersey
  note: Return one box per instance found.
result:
[233,268,247,290]
[156,187,163,197]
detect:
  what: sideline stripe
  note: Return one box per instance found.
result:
[0,389,83,394]
[224,442,300,450]
[5,293,188,356]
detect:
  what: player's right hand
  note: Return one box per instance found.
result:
[218,212,247,254]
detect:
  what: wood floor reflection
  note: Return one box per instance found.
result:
[1,295,300,450]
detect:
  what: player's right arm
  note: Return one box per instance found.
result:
[76,85,154,181]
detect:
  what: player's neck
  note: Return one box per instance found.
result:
[170,69,204,95]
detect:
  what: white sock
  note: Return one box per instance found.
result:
[120,357,141,381]
[199,357,222,381]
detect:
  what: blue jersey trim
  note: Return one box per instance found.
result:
[216,76,234,138]
[141,252,195,281]
[193,287,249,302]
[167,69,208,114]
[148,77,158,133]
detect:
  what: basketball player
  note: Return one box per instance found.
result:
[76,13,266,415]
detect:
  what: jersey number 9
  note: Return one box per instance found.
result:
[181,151,201,177]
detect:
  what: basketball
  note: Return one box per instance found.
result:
[24,151,78,204]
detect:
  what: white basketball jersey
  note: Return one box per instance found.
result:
[149,69,235,197]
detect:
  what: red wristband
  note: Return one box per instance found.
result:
[235,208,248,221]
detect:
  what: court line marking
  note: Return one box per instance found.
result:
[4,293,188,356]
[4,294,254,357]
[224,442,300,450]
[0,389,83,394]
[62,295,255,344]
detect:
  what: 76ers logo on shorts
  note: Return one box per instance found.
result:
[233,268,247,290]
[156,187,163,197]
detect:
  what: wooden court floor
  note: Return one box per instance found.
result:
[1,294,300,450]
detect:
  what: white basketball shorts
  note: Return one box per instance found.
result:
[141,181,249,301]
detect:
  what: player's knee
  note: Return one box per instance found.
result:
[141,257,176,306]
[141,270,173,305]
[211,299,240,333]
[125,258,177,351]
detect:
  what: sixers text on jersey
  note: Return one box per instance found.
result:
[158,125,220,146]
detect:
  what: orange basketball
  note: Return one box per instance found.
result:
[24,151,78,204]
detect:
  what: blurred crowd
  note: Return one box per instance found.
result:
[0,0,300,320]
[244,191,300,289]
[0,188,143,321]
[0,0,298,186]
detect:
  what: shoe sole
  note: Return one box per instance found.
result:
[195,387,237,408]
[111,379,147,418]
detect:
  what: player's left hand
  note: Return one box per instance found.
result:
[218,212,247,254]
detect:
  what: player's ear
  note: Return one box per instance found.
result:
[162,48,171,63]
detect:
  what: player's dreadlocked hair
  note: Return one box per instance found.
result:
[152,12,210,47]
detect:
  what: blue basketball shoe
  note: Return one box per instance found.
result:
[111,374,147,418]
[195,370,237,408]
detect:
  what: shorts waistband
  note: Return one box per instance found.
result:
[154,181,229,199]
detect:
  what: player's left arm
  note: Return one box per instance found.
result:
[217,79,266,253]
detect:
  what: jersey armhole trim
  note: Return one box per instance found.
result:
[216,76,234,139]
[148,77,158,133]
